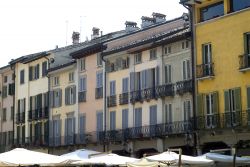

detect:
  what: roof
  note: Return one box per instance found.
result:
[102,26,190,56]
[9,51,49,65]
[47,60,76,73]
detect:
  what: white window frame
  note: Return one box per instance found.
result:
[69,72,74,82]
[79,58,86,71]
[53,76,59,86]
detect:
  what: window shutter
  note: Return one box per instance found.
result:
[29,67,33,81]
[50,91,54,107]
[59,89,62,107]
[65,88,69,105]
[244,33,248,54]
[224,90,230,113]
[130,72,135,91]
[122,109,128,129]
[183,61,186,80]
[212,91,219,114]
[37,64,40,79]
[234,88,241,112]
[150,106,157,125]
[247,87,250,109]
[24,98,26,112]
[187,60,191,79]
[197,94,204,116]
[155,66,160,86]
[73,86,76,104]
[65,119,68,143]
[30,97,32,111]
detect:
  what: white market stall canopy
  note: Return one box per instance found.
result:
[60,148,100,160]
[146,151,214,166]
[0,148,74,166]
[127,158,160,167]
[74,153,139,166]
[203,153,250,166]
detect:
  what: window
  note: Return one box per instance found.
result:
[53,76,59,86]
[231,0,250,12]
[65,86,76,105]
[122,109,128,129]
[183,100,191,121]
[134,108,142,127]
[204,92,218,128]
[20,70,25,84]
[110,111,116,130]
[2,86,7,98]
[183,59,191,80]
[149,105,157,125]
[8,83,15,96]
[110,81,116,96]
[79,58,85,71]
[34,64,40,79]
[122,77,129,93]
[18,98,26,113]
[200,2,224,22]
[79,76,86,92]
[51,89,62,108]
[245,33,250,54]
[4,76,7,83]
[150,48,157,60]
[65,116,75,144]
[201,43,213,76]
[165,65,172,84]
[97,53,103,66]
[182,41,189,49]
[96,112,103,132]
[135,52,142,64]
[2,108,6,121]
[165,103,172,123]
[164,46,172,54]
[140,68,158,90]
[53,119,61,145]
[186,41,189,48]
[42,61,47,77]
[224,88,241,126]
[11,106,14,120]
[79,115,86,140]
[69,72,74,82]
[182,42,185,49]
[96,71,103,88]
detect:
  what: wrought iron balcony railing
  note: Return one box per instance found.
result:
[119,92,129,105]
[141,87,156,101]
[28,107,49,121]
[196,63,214,79]
[130,90,142,104]
[79,91,86,102]
[26,135,49,147]
[239,54,250,71]
[107,95,117,107]
[95,87,103,99]
[155,84,175,98]
[176,79,193,95]
[98,120,193,142]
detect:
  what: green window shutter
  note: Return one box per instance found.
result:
[247,87,250,110]
[196,94,204,116]
[244,33,248,54]
[234,87,241,112]
[212,91,219,114]
[224,90,230,113]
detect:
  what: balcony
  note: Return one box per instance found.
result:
[95,87,103,99]
[130,90,142,104]
[176,80,193,95]
[119,93,129,105]
[239,54,250,72]
[155,84,175,98]
[196,63,214,79]
[107,95,117,107]
[79,91,86,102]
[141,87,156,101]
[16,112,25,124]
[28,108,49,122]
[98,120,193,142]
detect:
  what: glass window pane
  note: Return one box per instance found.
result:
[200,2,224,21]
[231,0,250,12]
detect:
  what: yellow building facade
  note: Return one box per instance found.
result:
[181,0,250,154]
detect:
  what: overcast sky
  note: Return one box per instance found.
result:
[0,0,186,67]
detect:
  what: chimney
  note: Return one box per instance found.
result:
[72,31,80,44]
[152,12,166,23]
[91,27,100,39]
[125,21,139,33]
[141,16,156,29]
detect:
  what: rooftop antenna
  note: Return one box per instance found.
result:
[66,20,68,45]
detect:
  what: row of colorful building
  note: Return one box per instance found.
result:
[0,0,250,157]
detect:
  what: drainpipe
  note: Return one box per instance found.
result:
[182,4,199,155]
[10,64,15,148]
[101,49,107,152]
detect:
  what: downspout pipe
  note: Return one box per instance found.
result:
[182,3,198,155]
[101,45,107,152]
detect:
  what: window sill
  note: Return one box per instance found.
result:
[239,67,250,72]
[197,75,214,81]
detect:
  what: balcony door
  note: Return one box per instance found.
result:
[205,94,216,128]
[202,43,212,76]
[224,88,241,127]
